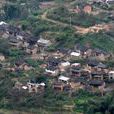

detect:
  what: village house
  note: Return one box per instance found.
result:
[89,80,105,95]
[22,41,29,49]
[97,62,107,70]
[58,75,70,84]
[53,76,71,92]
[9,36,23,48]
[37,52,48,60]
[52,48,70,59]
[81,68,91,79]
[83,4,92,14]
[14,81,28,91]
[69,6,81,14]
[0,22,9,38]
[53,75,85,92]
[8,25,21,36]
[70,51,81,59]
[0,54,5,61]
[15,60,33,71]
[108,71,114,80]
[45,66,59,76]
[51,52,64,59]
[70,77,85,90]
[26,45,38,55]
[0,21,7,26]
[52,47,70,61]
[47,57,61,67]
[74,44,92,58]
[107,0,114,3]
[0,21,8,31]
[16,31,26,41]
[86,59,99,70]
[58,48,70,55]
[59,61,70,72]
[27,81,45,93]
[90,72,104,80]
[69,4,92,14]
[102,0,114,4]
[92,49,110,61]
[53,82,69,92]
[2,32,9,39]
[37,38,51,52]
[14,80,45,93]
[70,63,81,77]
[14,81,23,90]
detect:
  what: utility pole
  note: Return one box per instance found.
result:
[70,16,72,27]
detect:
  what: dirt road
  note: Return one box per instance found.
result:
[41,9,111,35]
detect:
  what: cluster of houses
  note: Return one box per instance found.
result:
[0,21,52,54]
[69,0,114,14]
[14,56,114,95]
[92,0,114,4]
[0,21,114,95]
[69,4,93,14]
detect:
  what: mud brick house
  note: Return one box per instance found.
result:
[93,49,111,61]
[83,4,92,14]
[47,57,61,67]
[81,69,91,78]
[69,6,81,14]
[58,75,70,84]
[70,3,92,14]
[97,63,107,70]
[53,82,71,92]
[70,77,85,90]
[58,48,71,56]
[9,37,23,48]
[27,80,45,93]
[86,59,99,69]
[52,48,70,59]
[74,44,92,58]
[53,76,71,92]
[90,71,104,80]
[70,63,81,77]
[53,82,64,91]
[26,45,38,55]
[15,60,33,71]
[59,61,70,72]
[0,21,8,35]
[14,81,28,91]
[0,53,5,61]
[45,66,59,76]
[37,38,51,52]
[89,80,105,95]
[14,81,23,90]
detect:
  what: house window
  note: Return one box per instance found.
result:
[110,77,113,79]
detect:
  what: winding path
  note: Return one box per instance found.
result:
[41,9,111,35]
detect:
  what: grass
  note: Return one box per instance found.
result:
[77,32,114,53]
[0,109,83,114]
[47,6,110,27]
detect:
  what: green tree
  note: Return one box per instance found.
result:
[85,93,114,114]
[3,4,21,19]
